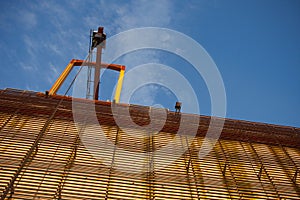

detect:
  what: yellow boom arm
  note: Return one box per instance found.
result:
[48,59,125,103]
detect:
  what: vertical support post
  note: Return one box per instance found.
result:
[94,46,102,100]
[92,26,106,100]
[114,68,125,103]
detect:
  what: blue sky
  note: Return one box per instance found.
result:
[0,0,299,127]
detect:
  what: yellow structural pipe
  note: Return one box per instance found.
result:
[48,60,76,95]
[114,68,125,103]
[49,59,125,103]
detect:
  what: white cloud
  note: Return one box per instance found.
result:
[23,35,36,58]
[47,62,60,84]
[2,0,177,104]
[99,0,172,33]
[89,0,175,105]
[20,61,37,71]
[18,10,37,29]
[48,43,62,55]
[0,3,36,31]
[95,0,173,105]
[16,1,88,90]
[130,84,158,106]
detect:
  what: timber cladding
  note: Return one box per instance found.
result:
[0,88,299,199]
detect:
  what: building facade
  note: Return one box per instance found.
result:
[0,88,299,199]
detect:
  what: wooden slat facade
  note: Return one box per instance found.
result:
[0,88,299,199]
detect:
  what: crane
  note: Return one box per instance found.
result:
[47,27,125,103]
